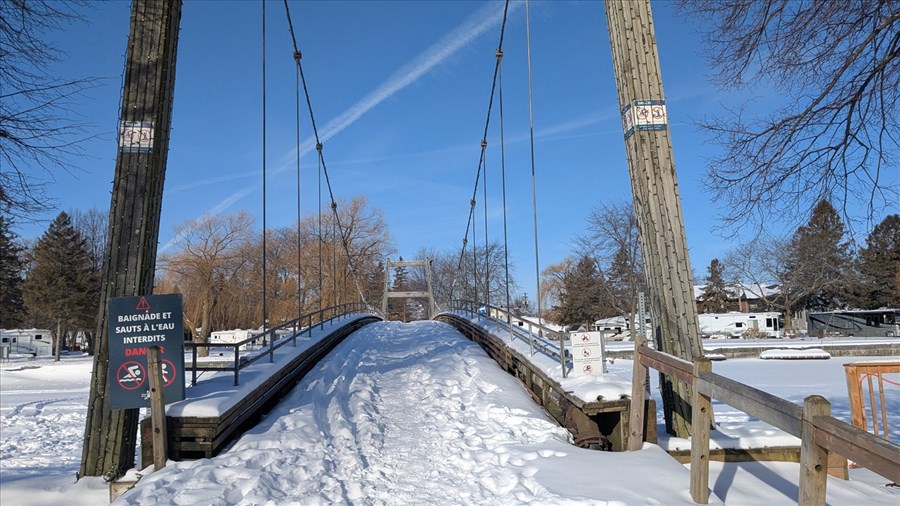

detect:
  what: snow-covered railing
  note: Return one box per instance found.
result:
[447,300,570,376]
[628,332,900,505]
[186,302,371,386]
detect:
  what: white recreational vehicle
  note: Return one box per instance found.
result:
[0,329,54,356]
[698,312,783,339]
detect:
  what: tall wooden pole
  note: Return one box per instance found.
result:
[604,0,703,438]
[79,0,181,479]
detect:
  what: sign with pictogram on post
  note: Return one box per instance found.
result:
[107,294,185,409]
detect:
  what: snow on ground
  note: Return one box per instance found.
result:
[1,321,898,505]
[115,321,704,505]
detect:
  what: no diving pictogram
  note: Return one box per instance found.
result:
[117,361,146,390]
[160,358,178,387]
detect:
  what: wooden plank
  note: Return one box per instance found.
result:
[639,347,693,384]
[690,358,712,504]
[698,371,803,436]
[799,396,830,506]
[628,334,648,451]
[148,347,168,470]
[813,416,900,484]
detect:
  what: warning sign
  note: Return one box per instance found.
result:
[571,332,606,377]
[107,294,185,409]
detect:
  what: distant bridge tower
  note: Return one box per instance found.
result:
[382,259,436,322]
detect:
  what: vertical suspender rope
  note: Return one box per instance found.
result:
[317,144,323,310]
[332,201,337,305]
[261,0,268,337]
[524,0,558,374]
[497,48,512,329]
[472,198,478,304]
[483,139,490,309]
[294,50,302,322]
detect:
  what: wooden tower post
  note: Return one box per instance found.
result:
[80,0,182,478]
[604,0,703,438]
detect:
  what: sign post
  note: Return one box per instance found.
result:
[147,346,168,469]
[107,294,185,409]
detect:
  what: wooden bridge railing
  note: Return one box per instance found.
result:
[186,302,372,386]
[628,332,900,505]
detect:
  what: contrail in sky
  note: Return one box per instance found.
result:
[160,2,516,252]
[315,2,520,145]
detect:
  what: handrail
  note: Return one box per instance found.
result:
[628,331,900,505]
[446,300,570,374]
[185,302,372,386]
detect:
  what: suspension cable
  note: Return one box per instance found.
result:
[283,0,369,307]
[449,0,511,302]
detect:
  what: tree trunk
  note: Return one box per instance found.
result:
[604,0,703,438]
[79,0,182,479]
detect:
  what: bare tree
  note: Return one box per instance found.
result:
[540,257,574,321]
[678,0,900,232]
[0,1,98,220]
[722,237,806,330]
[159,212,254,356]
[577,201,645,322]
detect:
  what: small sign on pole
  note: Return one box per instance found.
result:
[571,332,606,377]
[107,294,185,409]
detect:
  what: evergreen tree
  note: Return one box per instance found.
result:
[854,214,900,309]
[784,200,854,311]
[22,212,98,357]
[556,255,606,327]
[0,214,27,327]
[698,258,731,313]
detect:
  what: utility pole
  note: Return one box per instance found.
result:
[80,0,182,479]
[604,0,703,438]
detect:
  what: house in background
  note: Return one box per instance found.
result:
[0,329,53,357]
[693,283,780,313]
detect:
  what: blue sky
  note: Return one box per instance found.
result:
[13,0,896,300]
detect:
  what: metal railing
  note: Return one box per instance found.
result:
[446,300,571,375]
[186,302,371,386]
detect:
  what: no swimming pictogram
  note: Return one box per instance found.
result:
[117,361,146,390]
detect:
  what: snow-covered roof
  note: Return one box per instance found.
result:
[694,283,780,300]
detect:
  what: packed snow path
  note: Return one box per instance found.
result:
[118,321,701,505]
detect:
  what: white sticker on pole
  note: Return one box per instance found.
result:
[623,99,667,138]
[119,121,154,152]
[571,332,605,377]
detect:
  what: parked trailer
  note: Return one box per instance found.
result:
[808,309,900,338]
[698,312,783,339]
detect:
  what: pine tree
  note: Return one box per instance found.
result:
[557,255,606,327]
[22,212,98,357]
[0,214,27,327]
[854,214,900,309]
[784,200,854,311]
[698,258,731,313]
